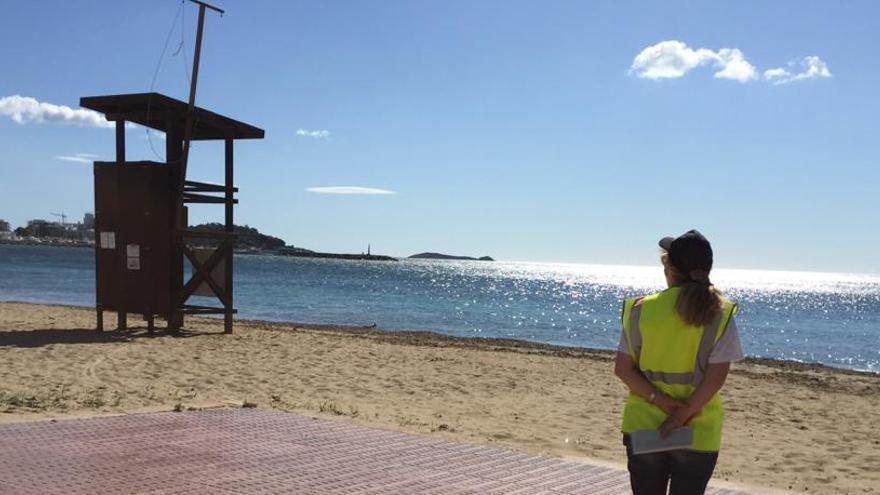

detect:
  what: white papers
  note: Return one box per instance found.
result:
[99,232,116,249]
[629,427,693,455]
[126,243,140,270]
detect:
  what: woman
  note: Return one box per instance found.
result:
[614,230,744,495]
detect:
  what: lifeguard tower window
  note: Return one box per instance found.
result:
[82,92,264,334]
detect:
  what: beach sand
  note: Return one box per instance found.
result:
[1,302,877,494]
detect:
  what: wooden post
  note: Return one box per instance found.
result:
[115,120,127,331]
[95,160,103,332]
[166,123,184,332]
[224,138,234,333]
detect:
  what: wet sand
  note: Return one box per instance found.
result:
[1,302,877,494]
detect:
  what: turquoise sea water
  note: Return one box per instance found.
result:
[1,244,878,372]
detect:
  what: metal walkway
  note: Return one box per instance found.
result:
[0,409,749,494]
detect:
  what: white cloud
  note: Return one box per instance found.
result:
[630,41,757,82]
[0,95,114,128]
[764,56,832,85]
[56,153,101,164]
[296,128,330,139]
[712,48,758,82]
[630,41,716,79]
[306,186,396,195]
[763,67,788,79]
[631,41,832,86]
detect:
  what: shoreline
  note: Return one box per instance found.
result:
[3,300,876,376]
[2,301,878,493]
[0,239,92,248]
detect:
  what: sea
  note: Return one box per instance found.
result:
[1,244,878,372]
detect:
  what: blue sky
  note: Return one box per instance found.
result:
[1,1,877,273]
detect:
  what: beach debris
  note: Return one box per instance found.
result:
[318,400,344,415]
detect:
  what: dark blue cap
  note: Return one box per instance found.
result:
[659,229,713,275]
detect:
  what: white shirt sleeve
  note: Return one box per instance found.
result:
[708,317,745,364]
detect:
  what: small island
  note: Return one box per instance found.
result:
[409,252,494,261]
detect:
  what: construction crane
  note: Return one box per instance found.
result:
[50,212,67,225]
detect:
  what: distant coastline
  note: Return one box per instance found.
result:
[0,221,404,261]
[1,222,500,264]
[0,238,92,248]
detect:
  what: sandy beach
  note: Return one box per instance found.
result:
[1,302,877,494]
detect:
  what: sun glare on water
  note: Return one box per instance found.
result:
[445,260,880,296]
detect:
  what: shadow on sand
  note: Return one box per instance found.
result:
[0,326,212,348]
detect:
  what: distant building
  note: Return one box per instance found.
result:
[26,219,48,231]
[0,213,93,244]
[26,219,66,239]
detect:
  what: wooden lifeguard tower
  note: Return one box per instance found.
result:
[82,1,262,334]
[82,93,264,334]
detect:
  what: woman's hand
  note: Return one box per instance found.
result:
[654,394,687,415]
[658,407,691,438]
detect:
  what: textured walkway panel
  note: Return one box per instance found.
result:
[0,409,750,494]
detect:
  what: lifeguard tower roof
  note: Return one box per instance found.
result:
[80,92,264,141]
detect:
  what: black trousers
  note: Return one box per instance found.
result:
[623,435,719,495]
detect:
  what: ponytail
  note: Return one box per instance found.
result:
[661,253,722,327]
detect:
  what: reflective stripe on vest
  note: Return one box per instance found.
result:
[628,302,643,363]
[628,309,722,388]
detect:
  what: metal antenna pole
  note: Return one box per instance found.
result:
[171,0,223,331]
[178,0,224,197]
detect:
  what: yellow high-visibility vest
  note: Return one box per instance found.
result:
[621,287,738,452]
